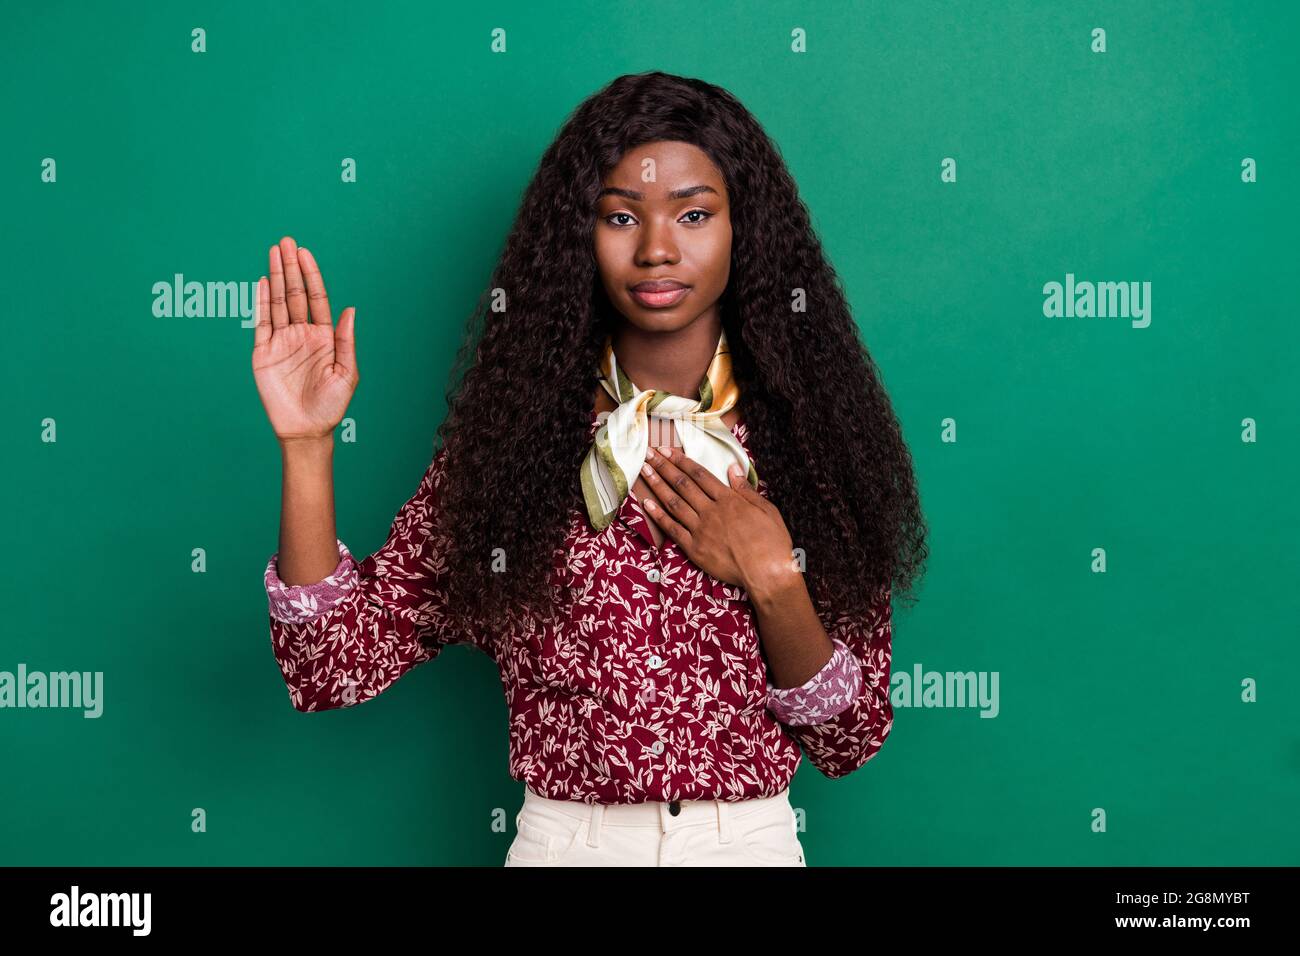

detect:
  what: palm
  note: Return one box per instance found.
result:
[253,323,353,438]
[250,237,359,441]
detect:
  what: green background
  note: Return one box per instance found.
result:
[1,0,1295,865]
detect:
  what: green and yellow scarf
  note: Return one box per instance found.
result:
[581,327,758,531]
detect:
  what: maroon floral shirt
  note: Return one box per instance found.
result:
[264,412,894,804]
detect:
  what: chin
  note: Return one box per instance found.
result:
[618,302,705,334]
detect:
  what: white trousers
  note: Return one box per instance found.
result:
[504,786,807,867]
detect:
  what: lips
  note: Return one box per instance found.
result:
[632,279,689,293]
[629,279,691,309]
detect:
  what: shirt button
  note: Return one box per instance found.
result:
[648,654,663,669]
[647,568,660,583]
[649,740,665,755]
[668,799,681,816]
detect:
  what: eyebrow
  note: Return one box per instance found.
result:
[597,184,719,202]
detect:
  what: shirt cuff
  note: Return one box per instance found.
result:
[765,637,865,726]
[264,538,358,624]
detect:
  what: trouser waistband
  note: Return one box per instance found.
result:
[520,786,793,850]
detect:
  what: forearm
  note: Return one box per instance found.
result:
[264,447,481,712]
[748,566,835,689]
[275,435,342,585]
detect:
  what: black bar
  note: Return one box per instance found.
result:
[0,865,1288,939]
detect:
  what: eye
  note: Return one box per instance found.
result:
[602,210,714,227]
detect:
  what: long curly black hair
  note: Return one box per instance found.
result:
[436,70,927,637]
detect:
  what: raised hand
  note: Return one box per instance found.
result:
[251,236,358,442]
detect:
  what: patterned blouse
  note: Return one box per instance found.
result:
[263,411,894,804]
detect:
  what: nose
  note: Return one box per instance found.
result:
[635,217,680,266]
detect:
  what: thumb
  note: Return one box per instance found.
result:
[334,307,358,379]
[729,462,765,504]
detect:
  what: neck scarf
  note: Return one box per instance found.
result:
[581,327,758,532]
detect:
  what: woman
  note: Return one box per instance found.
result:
[253,71,927,866]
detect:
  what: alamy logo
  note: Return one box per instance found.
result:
[0,664,103,718]
[891,663,1000,718]
[152,274,257,326]
[49,885,151,936]
[1042,273,1151,328]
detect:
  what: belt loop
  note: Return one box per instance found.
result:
[587,802,604,848]
[716,799,732,844]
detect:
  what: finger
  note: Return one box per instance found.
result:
[727,462,766,505]
[253,276,272,349]
[268,245,289,329]
[296,247,333,327]
[634,476,686,535]
[641,496,692,552]
[640,453,701,529]
[334,307,357,379]
[645,445,713,515]
[278,236,309,324]
[655,445,730,500]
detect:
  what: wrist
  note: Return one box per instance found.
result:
[746,562,807,613]
[279,433,334,461]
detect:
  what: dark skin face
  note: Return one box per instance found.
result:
[591,140,787,574]
[594,139,733,345]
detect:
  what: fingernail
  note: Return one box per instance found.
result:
[728,464,741,477]
[645,447,656,460]
[643,498,656,510]
[660,446,672,457]
[641,463,653,476]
